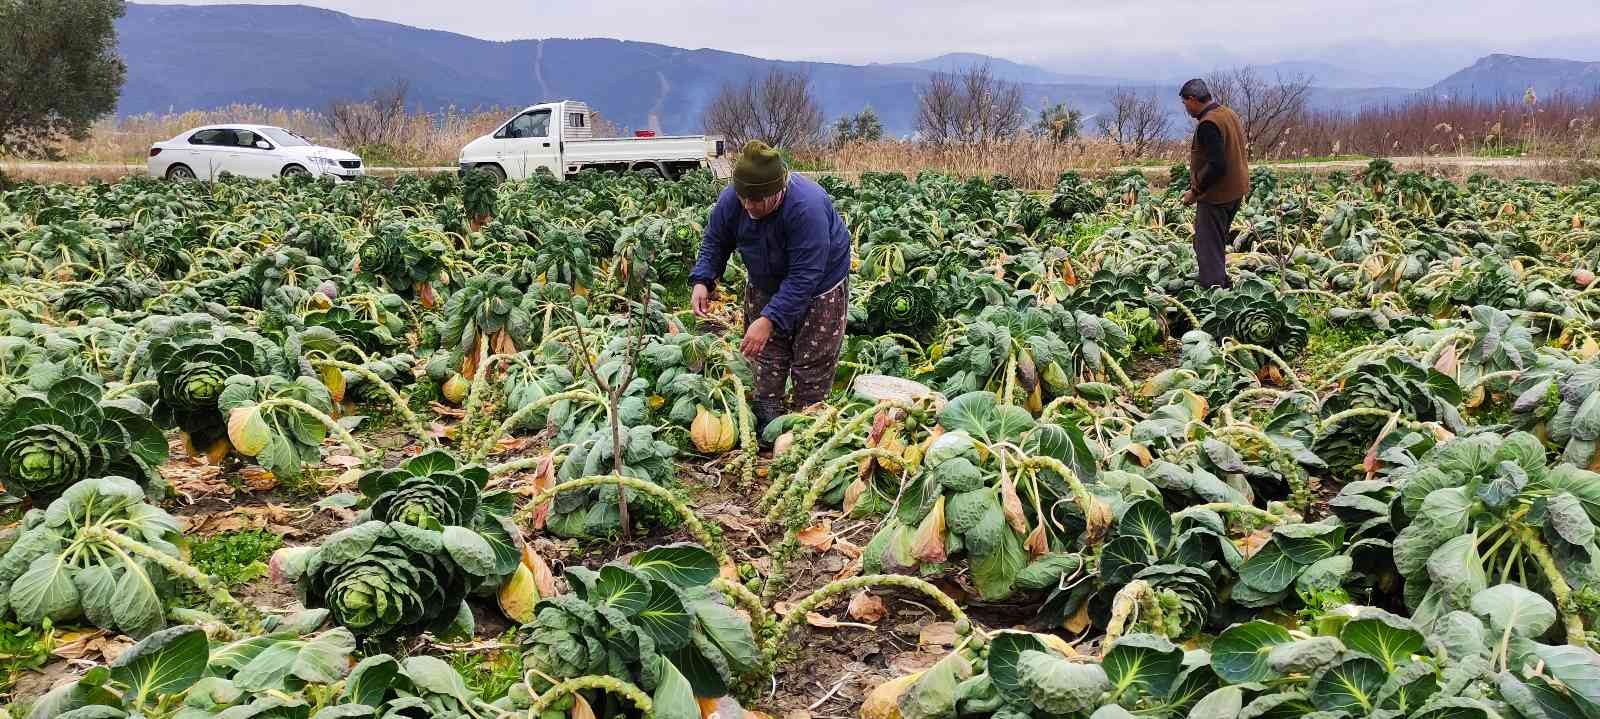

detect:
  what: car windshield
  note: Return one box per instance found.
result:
[258,127,312,147]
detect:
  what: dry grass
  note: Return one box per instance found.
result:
[797,137,1184,189]
[11,92,1598,186]
[39,104,512,166]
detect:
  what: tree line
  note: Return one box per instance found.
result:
[704,63,1316,161]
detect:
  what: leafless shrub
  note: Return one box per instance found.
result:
[328,79,411,149]
[1096,88,1171,160]
[1202,66,1312,157]
[915,63,1025,144]
[702,67,823,149]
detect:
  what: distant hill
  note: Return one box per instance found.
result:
[1428,54,1600,99]
[113,4,1595,137]
[881,53,1128,86]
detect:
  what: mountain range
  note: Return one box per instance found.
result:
[115,3,1600,136]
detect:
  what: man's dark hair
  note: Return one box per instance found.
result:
[1179,78,1212,102]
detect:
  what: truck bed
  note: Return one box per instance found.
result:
[564,136,717,164]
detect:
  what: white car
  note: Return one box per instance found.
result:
[147,125,364,181]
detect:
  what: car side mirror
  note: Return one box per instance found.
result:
[255,140,271,150]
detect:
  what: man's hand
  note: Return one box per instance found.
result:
[741,317,774,361]
[1181,190,1197,206]
[691,283,713,317]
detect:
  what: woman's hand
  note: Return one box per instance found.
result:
[741,317,774,361]
[692,283,713,317]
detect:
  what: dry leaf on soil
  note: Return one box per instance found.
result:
[918,622,958,647]
[805,612,876,631]
[796,520,835,552]
[847,590,886,623]
[324,454,363,468]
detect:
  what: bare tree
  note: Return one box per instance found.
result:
[915,63,1025,144]
[1203,66,1313,158]
[701,68,823,148]
[328,79,411,149]
[1096,88,1171,160]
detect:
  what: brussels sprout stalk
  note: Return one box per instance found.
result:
[763,574,969,669]
[254,397,372,466]
[526,675,652,719]
[523,474,724,560]
[311,358,433,447]
[78,524,256,626]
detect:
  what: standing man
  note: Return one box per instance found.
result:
[1178,78,1249,288]
[690,140,852,434]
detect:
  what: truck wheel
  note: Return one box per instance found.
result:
[478,164,507,182]
[634,164,664,180]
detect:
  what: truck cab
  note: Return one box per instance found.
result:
[459,101,728,182]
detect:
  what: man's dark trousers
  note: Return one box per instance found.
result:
[1193,199,1239,288]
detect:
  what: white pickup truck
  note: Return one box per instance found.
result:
[458,101,729,181]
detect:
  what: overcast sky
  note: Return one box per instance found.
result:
[136,0,1599,78]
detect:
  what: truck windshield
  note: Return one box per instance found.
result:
[259,127,313,147]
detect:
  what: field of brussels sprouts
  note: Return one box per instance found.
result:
[3,160,1600,719]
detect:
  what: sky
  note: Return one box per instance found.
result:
[135,0,1600,83]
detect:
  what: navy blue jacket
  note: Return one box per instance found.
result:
[689,174,852,334]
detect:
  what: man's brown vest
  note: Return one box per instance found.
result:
[1189,104,1250,204]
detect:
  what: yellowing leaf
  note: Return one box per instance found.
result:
[842,476,869,516]
[319,363,346,403]
[227,406,272,457]
[911,496,947,563]
[862,672,922,719]
[521,545,558,597]
[1062,602,1092,634]
[571,692,596,719]
[497,564,541,623]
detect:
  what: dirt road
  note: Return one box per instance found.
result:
[0,154,1555,185]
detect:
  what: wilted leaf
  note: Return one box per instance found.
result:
[848,590,887,623]
[911,496,948,563]
[797,521,835,552]
[227,406,272,457]
[919,622,958,647]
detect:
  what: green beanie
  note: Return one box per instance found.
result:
[733,140,788,199]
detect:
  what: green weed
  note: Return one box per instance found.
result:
[447,631,522,702]
[188,529,283,587]
[1299,316,1382,383]
[1297,586,1352,625]
[0,620,52,695]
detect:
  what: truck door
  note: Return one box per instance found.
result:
[498,108,558,179]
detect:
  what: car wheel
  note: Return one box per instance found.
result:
[281,164,311,177]
[165,164,196,181]
[478,164,507,183]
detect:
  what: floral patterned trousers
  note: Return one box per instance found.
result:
[743,280,849,420]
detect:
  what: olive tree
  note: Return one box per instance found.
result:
[1034,102,1083,144]
[832,107,884,145]
[0,0,127,158]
